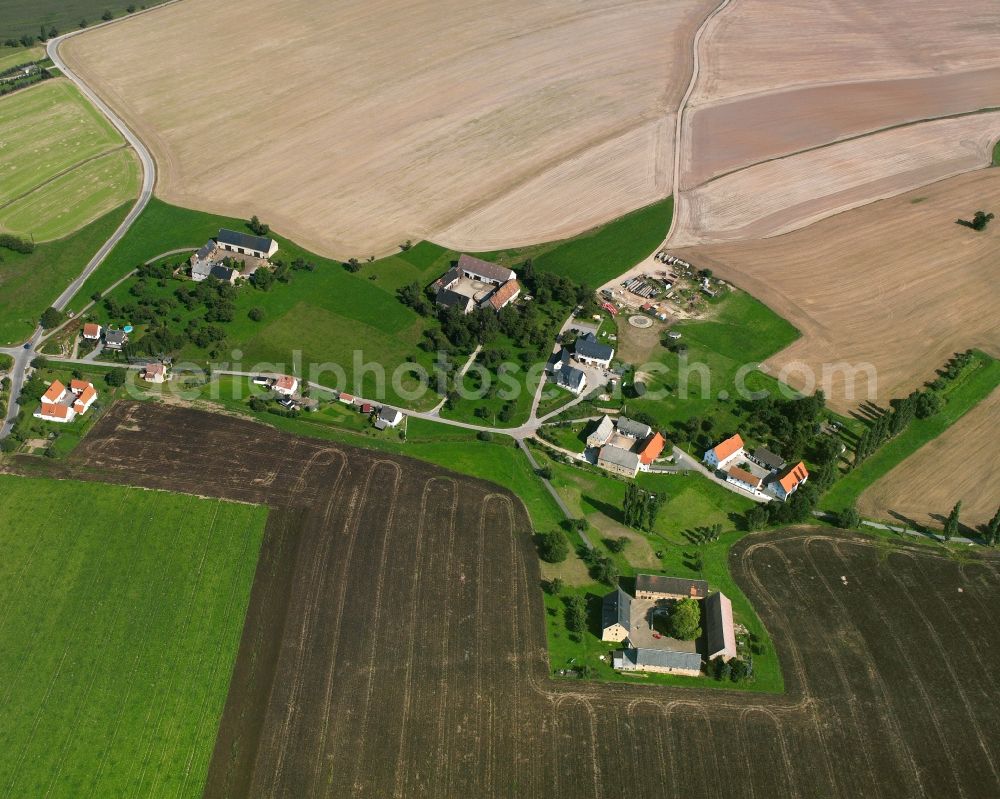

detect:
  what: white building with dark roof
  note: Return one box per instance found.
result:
[597,445,640,477]
[216,228,279,259]
[613,648,702,677]
[574,332,614,368]
[704,592,737,661]
[601,587,631,642]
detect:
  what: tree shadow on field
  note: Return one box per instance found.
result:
[585,496,625,525]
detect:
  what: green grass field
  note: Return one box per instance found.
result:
[0,79,139,240]
[469,197,673,287]
[0,202,129,344]
[0,44,43,70]
[993,137,1000,167]
[0,2,168,39]
[823,351,1000,513]
[0,474,267,797]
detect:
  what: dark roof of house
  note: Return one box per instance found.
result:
[104,329,127,344]
[433,266,462,290]
[378,406,402,422]
[435,287,472,310]
[456,253,515,283]
[602,587,631,631]
[635,574,708,598]
[555,364,586,391]
[752,447,786,470]
[628,648,703,671]
[616,417,652,439]
[217,228,274,252]
[195,241,216,260]
[704,591,736,659]
[209,265,236,281]
[574,332,614,362]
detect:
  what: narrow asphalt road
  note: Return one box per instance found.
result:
[1,26,156,440]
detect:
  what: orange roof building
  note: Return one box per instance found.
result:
[775,462,809,500]
[704,433,744,469]
[41,380,67,403]
[638,432,665,465]
[488,279,521,311]
[726,465,763,491]
[38,402,71,421]
[82,322,102,339]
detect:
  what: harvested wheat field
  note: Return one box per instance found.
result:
[683,67,1000,189]
[672,112,1000,246]
[42,401,1000,797]
[678,168,1000,412]
[59,0,714,258]
[860,388,1000,531]
[690,0,1000,106]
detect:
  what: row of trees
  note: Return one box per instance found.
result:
[623,483,665,532]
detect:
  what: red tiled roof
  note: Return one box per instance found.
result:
[42,380,66,403]
[40,402,70,419]
[75,384,97,407]
[727,466,761,488]
[70,379,90,393]
[275,375,297,390]
[144,363,166,377]
[489,279,520,310]
[778,461,809,494]
[82,323,101,337]
[712,433,744,461]
[639,432,665,465]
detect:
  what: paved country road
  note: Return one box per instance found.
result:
[0,17,159,439]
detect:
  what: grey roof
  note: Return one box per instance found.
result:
[705,592,737,659]
[195,241,216,260]
[616,417,652,439]
[635,574,708,598]
[104,329,127,345]
[598,445,640,471]
[217,228,274,253]
[631,648,703,671]
[588,415,615,444]
[378,406,402,423]
[436,287,472,310]
[192,259,214,279]
[602,587,631,632]
[752,447,786,470]
[456,253,515,284]
[434,266,462,289]
[555,365,586,391]
[574,332,614,362]
[209,265,236,281]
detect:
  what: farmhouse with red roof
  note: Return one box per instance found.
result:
[703,433,744,470]
[774,461,809,501]
[34,380,98,424]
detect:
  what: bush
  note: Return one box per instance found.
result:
[0,233,34,254]
[667,597,702,640]
[564,595,586,633]
[248,307,265,322]
[605,536,628,553]
[537,529,569,563]
[39,307,64,329]
[476,431,493,442]
[837,506,861,530]
[104,368,126,387]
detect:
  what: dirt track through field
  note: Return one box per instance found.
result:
[55,402,1000,797]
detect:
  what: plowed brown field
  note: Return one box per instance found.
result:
[52,401,1000,797]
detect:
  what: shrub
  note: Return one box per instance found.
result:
[248,307,265,322]
[39,307,64,329]
[104,368,126,387]
[564,595,586,633]
[537,529,569,563]
[476,431,493,442]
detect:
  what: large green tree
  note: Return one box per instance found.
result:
[668,597,702,640]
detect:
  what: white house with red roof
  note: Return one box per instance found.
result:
[82,322,102,340]
[33,379,98,423]
[773,461,809,501]
[703,433,745,470]
[273,375,298,396]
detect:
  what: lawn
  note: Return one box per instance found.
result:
[993,137,1000,167]
[1,147,140,240]
[621,289,800,434]
[822,351,1000,513]
[0,44,43,70]
[0,79,136,239]
[0,474,267,797]
[469,197,673,287]
[0,202,129,344]
[0,2,168,39]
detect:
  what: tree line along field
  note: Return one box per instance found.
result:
[0,79,140,241]
[0,1,167,40]
[43,400,1000,797]
[0,472,267,797]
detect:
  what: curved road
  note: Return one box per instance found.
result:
[0,22,157,439]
